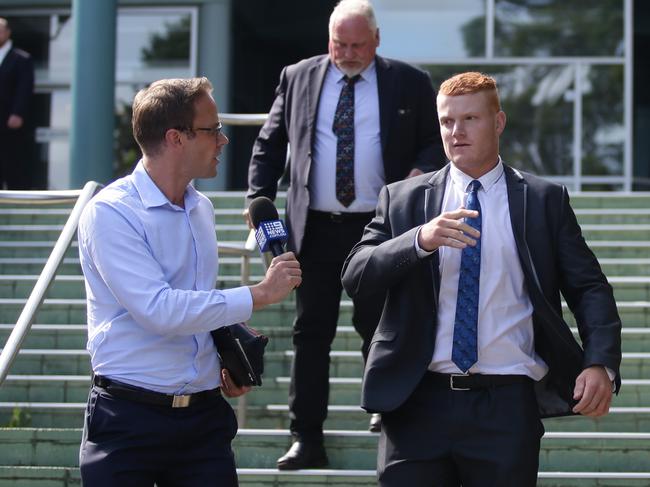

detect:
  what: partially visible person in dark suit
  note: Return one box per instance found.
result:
[246,0,445,470]
[0,17,34,189]
[342,71,622,487]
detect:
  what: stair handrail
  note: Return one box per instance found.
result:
[0,181,103,386]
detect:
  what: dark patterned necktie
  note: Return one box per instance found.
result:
[452,179,482,373]
[332,75,360,207]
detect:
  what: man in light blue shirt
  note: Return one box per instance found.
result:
[78,77,301,487]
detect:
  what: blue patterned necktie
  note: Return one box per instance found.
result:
[332,75,360,207]
[452,179,482,373]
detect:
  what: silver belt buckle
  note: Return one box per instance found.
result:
[450,373,470,391]
[172,394,192,408]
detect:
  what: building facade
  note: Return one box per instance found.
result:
[1,0,647,191]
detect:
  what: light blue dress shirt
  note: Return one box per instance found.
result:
[78,161,253,394]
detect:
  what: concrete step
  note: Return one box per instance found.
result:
[1,466,647,487]
[574,209,650,224]
[4,348,650,379]
[0,224,251,243]
[4,324,649,356]
[0,222,637,242]
[1,373,649,408]
[224,405,650,433]
[3,399,650,431]
[6,297,648,327]
[2,274,650,303]
[2,428,650,472]
[567,193,650,210]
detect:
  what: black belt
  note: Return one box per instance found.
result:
[426,372,530,391]
[308,209,375,223]
[93,375,221,408]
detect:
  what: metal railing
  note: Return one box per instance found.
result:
[0,184,260,391]
[0,181,103,385]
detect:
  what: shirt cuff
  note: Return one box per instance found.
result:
[415,225,435,258]
[220,286,254,325]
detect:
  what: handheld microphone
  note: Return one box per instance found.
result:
[249,196,288,257]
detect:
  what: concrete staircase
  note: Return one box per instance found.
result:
[0,191,649,486]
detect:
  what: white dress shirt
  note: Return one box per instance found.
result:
[424,161,548,379]
[310,61,384,213]
[0,39,12,67]
[78,161,253,394]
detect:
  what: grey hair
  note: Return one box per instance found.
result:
[329,0,377,35]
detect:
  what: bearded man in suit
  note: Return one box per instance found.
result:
[342,71,621,487]
[246,0,445,469]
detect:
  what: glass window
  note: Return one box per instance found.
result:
[582,64,624,176]
[424,64,575,176]
[495,0,624,57]
[117,9,193,82]
[375,0,485,60]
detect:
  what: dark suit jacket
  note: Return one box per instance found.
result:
[341,164,622,418]
[247,54,444,255]
[0,46,34,129]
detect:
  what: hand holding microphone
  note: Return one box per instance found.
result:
[247,197,302,309]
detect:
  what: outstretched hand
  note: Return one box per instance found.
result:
[572,365,612,417]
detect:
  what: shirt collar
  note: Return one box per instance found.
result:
[131,160,200,211]
[0,40,12,65]
[449,156,505,194]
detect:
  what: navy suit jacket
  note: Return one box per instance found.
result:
[247,54,445,255]
[342,164,622,418]
[0,46,34,129]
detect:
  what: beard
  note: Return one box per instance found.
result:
[336,62,364,78]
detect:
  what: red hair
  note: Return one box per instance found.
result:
[439,72,501,113]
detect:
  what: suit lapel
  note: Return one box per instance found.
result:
[304,56,330,184]
[505,164,543,294]
[308,56,330,149]
[505,165,526,251]
[375,55,394,155]
[423,165,450,302]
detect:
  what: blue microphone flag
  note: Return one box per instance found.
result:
[255,220,288,253]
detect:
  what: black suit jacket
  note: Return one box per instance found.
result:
[247,54,444,255]
[341,164,622,418]
[0,46,34,129]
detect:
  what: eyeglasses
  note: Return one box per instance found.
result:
[176,122,223,139]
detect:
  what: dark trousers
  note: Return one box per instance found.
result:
[288,212,384,441]
[378,373,544,487]
[79,385,239,487]
[0,127,32,189]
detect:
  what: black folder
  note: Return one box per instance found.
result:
[211,323,268,387]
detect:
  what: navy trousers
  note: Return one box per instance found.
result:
[289,212,384,441]
[79,385,239,487]
[378,373,544,487]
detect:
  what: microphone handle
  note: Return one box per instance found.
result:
[269,241,285,257]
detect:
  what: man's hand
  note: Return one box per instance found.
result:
[7,115,23,130]
[418,207,480,252]
[220,368,251,398]
[249,251,301,309]
[572,365,612,417]
[242,208,253,229]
